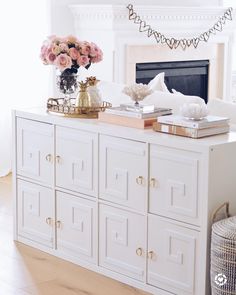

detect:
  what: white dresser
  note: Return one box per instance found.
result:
[12,108,236,295]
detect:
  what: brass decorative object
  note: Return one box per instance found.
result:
[75,81,91,107]
[86,76,99,86]
[126,4,233,50]
[47,98,112,118]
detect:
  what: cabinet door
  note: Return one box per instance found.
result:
[148,215,199,295]
[149,144,200,225]
[99,135,147,212]
[17,179,54,248]
[17,118,53,185]
[56,191,96,264]
[56,126,97,196]
[99,204,145,282]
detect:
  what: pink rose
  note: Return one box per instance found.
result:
[40,44,48,63]
[51,44,60,55]
[80,41,91,56]
[45,47,56,64]
[91,48,103,63]
[55,53,72,71]
[90,44,103,63]
[77,55,90,67]
[48,35,63,44]
[69,47,80,60]
[90,52,103,63]
[47,52,56,64]
[66,35,79,44]
[59,43,69,53]
[90,42,101,57]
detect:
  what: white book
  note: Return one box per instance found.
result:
[154,122,230,138]
[157,115,230,129]
[105,107,172,119]
[120,103,155,113]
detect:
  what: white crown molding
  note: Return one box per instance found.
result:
[69,4,233,19]
[69,4,236,33]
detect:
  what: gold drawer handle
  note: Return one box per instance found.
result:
[46,217,52,225]
[148,250,155,260]
[136,247,143,256]
[150,178,157,188]
[136,176,144,185]
[56,220,62,229]
[45,154,52,162]
[56,155,61,163]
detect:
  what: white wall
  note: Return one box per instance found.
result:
[223,0,236,72]
[0,0,51,176]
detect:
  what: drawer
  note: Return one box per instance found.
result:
[99,204,145,281]
[149,144,200,226]
[17,179,54,247]
[56,191,97,264]
[56,126,98,196]
[99,135,147,212]
[148,214,200,295]
[17,118,53,185]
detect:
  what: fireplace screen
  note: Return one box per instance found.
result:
[136,60,209,103]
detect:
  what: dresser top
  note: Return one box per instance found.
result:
[14,107,236,152]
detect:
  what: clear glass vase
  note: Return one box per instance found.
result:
[56,70,79,106]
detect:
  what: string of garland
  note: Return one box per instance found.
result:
[126,4,233,50]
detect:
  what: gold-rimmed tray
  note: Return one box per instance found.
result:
[47,98,112,118]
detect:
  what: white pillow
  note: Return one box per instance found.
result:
[148,72,169,92]
[172,88,184,95]
[207,98,236,124]
[98,81,130,106]
[144,90,205,114]
[98,80,205,113]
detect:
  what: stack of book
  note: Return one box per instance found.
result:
[153,115,230,138]
[98,104,172,129]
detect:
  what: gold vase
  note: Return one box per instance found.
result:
[75,81,91,107]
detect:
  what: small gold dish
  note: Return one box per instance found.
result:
[47,98,112,118]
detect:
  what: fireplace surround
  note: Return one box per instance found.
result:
[70,4,236,101]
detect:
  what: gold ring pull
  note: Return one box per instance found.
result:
[150,178,157,188]
[136,247,143,256]
[148,251,155,260]
[45,154,52,162]
[56,220,62,229]
[136,176,144,185]
[56,155,61,163]
[46,217,52,225]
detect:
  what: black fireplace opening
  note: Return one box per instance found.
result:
[136,60,209,103]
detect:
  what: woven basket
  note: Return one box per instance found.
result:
[211,215,236,295]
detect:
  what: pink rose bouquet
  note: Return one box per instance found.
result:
[40,35,103,103]
[40,35,103,75]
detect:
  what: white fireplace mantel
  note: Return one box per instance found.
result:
[70,4,236,101]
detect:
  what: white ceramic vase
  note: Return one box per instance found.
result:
[88,85,102,107]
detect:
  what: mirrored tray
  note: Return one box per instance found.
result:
[47,98,112,118]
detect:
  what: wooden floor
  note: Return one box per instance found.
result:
[0,175,149,295]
